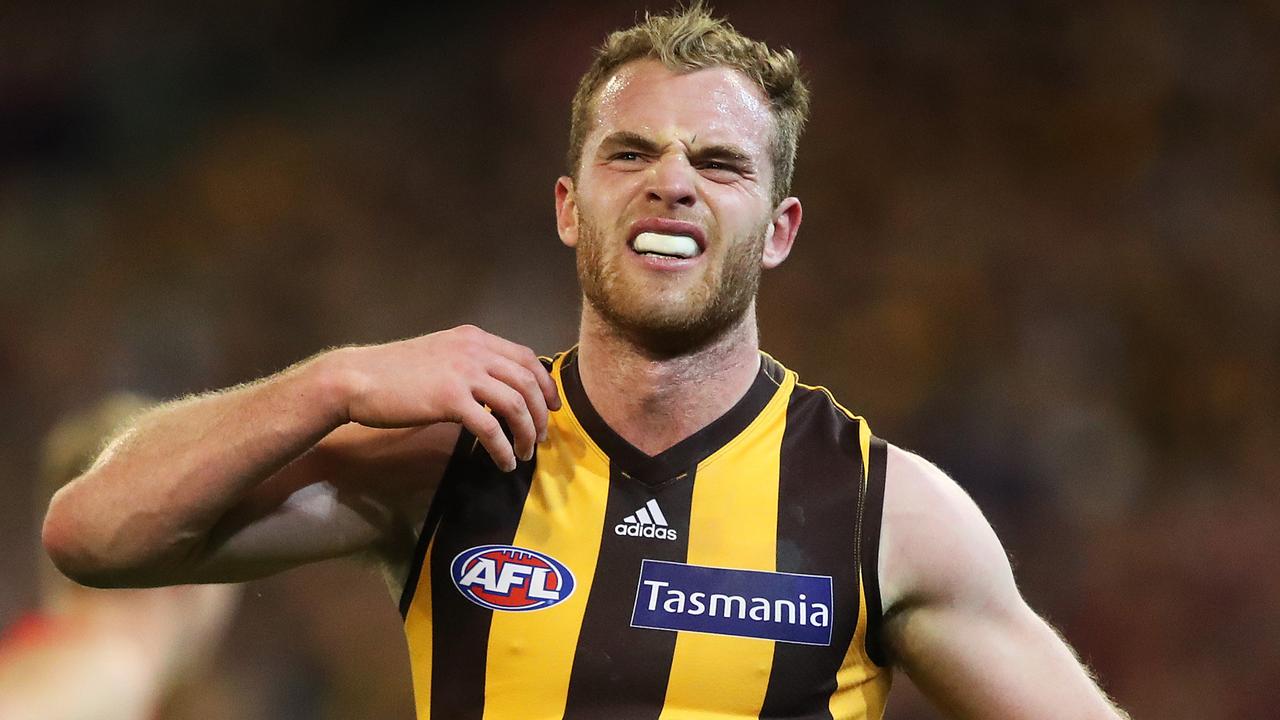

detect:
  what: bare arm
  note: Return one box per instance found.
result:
[878,445,1128,720]
[42,325,559,588]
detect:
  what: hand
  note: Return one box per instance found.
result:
[333,325,560,471]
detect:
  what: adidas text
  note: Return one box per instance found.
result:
[615,523,679,540]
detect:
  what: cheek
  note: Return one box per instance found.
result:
[580,168,637,205]
[707,195,769,243]
[576,188,622,236]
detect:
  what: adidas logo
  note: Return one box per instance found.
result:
[614,499,679,541]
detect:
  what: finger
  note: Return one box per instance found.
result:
[477,334,561,411]
[457,403,517,473]
[473,377,538,464]
[487,356,550,444]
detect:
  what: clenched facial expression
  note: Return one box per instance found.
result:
[557,60,795,353]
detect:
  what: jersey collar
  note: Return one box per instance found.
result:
[559,348,785,485]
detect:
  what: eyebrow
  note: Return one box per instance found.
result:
[598,131,664,155]
[599,131,756,169]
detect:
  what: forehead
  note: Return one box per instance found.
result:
[589,59,774,155]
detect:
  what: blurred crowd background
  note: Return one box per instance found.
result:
[2,1,1277,718]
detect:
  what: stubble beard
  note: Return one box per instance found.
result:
[576,213,768,356]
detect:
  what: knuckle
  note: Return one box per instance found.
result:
[508,395,533,418]
[515,368,539,392]
[498,391,526,415]
[476,414,502,437]
[494,394,519,415]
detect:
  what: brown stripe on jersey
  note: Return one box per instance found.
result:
[400,426,473,618]
[861,437,889,667]
[759,388,867,719]
[561,466,696,720]
[426,430,537,720]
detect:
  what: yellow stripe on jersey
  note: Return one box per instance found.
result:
[660,368,795,717]
[481,357,611,720]
[829,576,891,718]
[404,537,435,720]
[830,418,892,719]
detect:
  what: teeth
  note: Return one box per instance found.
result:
[632,232,699,259]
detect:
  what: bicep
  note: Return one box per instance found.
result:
[182,422,460,584]
[879,445,1122,719]
[888,592,1115,719]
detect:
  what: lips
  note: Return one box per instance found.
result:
[627,218,707,258]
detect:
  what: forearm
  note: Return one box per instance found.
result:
[43,350,354,587]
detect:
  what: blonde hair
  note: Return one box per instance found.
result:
[568,3,811,206]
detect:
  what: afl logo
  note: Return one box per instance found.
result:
[451,544,576,612]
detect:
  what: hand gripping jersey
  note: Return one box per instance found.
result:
[399,349,891,719]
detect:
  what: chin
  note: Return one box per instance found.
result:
[594,296,748,358]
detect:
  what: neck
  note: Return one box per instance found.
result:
[575,301,762,456]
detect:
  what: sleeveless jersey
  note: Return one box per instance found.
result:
[399,349,891,719]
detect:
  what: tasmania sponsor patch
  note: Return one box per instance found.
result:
[451,544,575,612]
[631,559,833,645]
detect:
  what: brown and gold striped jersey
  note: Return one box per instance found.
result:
[399,349,891,719]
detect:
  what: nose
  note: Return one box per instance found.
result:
[645,153,696,209]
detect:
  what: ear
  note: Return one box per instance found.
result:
[761,197,802,269]
[555,176,578,248]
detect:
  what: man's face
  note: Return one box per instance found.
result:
[557,60,796,352]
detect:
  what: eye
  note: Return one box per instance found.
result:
[611,151,644,162]
[698,160,742,177]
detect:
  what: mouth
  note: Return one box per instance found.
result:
[627,218,706,260]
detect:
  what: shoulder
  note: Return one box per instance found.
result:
[871,447,1131,717]
[878,444,1018,619]
[773,358,869,435]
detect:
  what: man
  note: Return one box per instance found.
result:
[43,6,1128,719]
[2,394,238,720]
